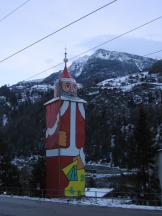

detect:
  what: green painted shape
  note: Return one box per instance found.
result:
[67,165,78,181]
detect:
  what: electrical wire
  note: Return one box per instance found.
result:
[0,0,32,23]
[25,15,162,80]
[0,0,118,64]
[144,49,162,57]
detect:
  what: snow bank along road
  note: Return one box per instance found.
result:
[0,196,161,216]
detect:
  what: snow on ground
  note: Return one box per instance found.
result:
[2,114,8,126]
[0,96,6,101]
[85,188,113,197]
[87,91,99,96]
[11,155,40,170]
[87,172,136,179]
[0,194,162,211]
[86,162,137,178]
[87,161,136,171]
[151,82,162,90]
[98,75,129,86]
[97,75,140,92]
[97,72,162,92]
[31,84,53,92]
[87,161,112,167]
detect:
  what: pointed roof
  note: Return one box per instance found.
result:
[60,64,73,79]
[59,49,76,82]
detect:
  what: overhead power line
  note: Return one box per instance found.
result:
[70,16,162,58]
[144,49,162,57]
[0,0,118,64]
[0,0,32,23]
[25,15,162,81]
[26,62,64,80]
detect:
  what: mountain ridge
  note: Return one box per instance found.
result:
[42,49,156,86]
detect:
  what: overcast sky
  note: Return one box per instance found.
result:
[0,0,162,86]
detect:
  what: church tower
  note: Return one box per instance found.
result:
[44,51,86,197]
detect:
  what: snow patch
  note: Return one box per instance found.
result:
[0,195,162,211]
[31,84,53,92]
[2,114,8,126]
[92,49,155,71]
[85,188,113,197]
[97,72,157,92]
[87,91,99,96]
[70,55,89,77]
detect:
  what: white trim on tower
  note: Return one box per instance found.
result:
[78,103,85,119]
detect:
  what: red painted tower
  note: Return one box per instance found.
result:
[44,51,86,197]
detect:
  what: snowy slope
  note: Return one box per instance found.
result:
[91,49,155,71]
[97,72,162,92]
[69,55,89,77]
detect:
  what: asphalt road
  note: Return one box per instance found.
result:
[0,196,161,216]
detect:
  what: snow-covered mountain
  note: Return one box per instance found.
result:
[42,49,156,86]
[0,48,158,106]
[69,55,89,77]
[75,49,156,85]
[90,49,155,71]
[4,48,157,104]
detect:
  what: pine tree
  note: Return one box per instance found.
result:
[30,157,46,197]
[0,156,21,194]
[134,106,160,204]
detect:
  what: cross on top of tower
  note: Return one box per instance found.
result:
[60,48,73,79]
[64,48,68,66]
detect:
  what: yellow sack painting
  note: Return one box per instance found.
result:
[63,157,85,196]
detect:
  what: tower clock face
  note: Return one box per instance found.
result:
[61,82,77,96]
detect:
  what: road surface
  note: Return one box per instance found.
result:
[0,196,161,216]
